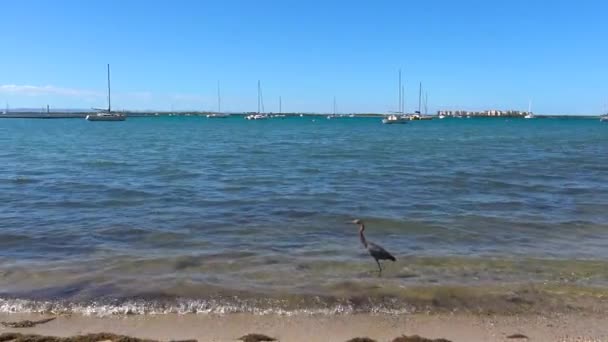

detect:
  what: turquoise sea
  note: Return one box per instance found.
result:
[0,116,607,314]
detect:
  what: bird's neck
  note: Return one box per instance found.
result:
[359,224,367,248]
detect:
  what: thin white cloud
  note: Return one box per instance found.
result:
[0,84,102,97]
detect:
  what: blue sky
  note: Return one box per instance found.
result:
[1,0,607,114]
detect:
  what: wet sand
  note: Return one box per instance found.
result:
[1,312,607,342]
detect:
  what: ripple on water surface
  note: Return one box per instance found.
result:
[0,117,607,313]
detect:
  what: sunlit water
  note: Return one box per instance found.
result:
[1,116,607,314]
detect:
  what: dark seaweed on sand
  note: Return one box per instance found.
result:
[506,334,529,339]
[238,333,277,342]
[0,333,196,342]
[391,336,453,342]
[345,337,452,342]
[0,318,56,328]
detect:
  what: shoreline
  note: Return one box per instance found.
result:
[2,281,608,316]
[0,112,602,119]
[1,311,607,342]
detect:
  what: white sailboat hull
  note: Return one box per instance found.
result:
[86,113,126,121]
[245,114,269,120]
[382,115,409,124]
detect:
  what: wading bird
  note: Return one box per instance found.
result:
[352,219,396,276]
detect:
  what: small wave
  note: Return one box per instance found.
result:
[0,297,412,316]
[3,282,606,316]
[2,176,41,185]
[0,233,32,246]
[84,159,134,168]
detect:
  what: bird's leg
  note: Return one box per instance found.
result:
[375,259,382,276]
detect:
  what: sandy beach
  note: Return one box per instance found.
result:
[1,312,607,342]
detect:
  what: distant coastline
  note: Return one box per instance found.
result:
[0,111,603,119]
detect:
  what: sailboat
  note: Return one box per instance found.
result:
[410,82,422,120]
[207,81,230,118]
[419,91,433,120]
[86,64,126,121]
[327,96,339,119]
[272,96,286,118]
[524,100,535,119]
[383,70,409,124]
[246,80,269,120]
[406,82,431,120]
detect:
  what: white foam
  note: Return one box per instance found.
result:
[0,297,412,317]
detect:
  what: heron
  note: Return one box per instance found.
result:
[352,219,396,276]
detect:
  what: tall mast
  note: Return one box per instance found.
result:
[279,96,282,114]
[260,82,265,113]
[47,104,50,114]
[257,80,260,114]
[333,96,336,115]
[402,85,405,114]
[107,64,111,113]
[398,69,402,114]
[217,80,221,113]
[528,99,532,114]
[418,82,422,114]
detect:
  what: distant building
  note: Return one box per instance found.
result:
[437,108,528,117]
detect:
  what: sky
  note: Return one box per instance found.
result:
[1,0,607,114]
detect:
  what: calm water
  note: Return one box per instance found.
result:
[1,116,607,314]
